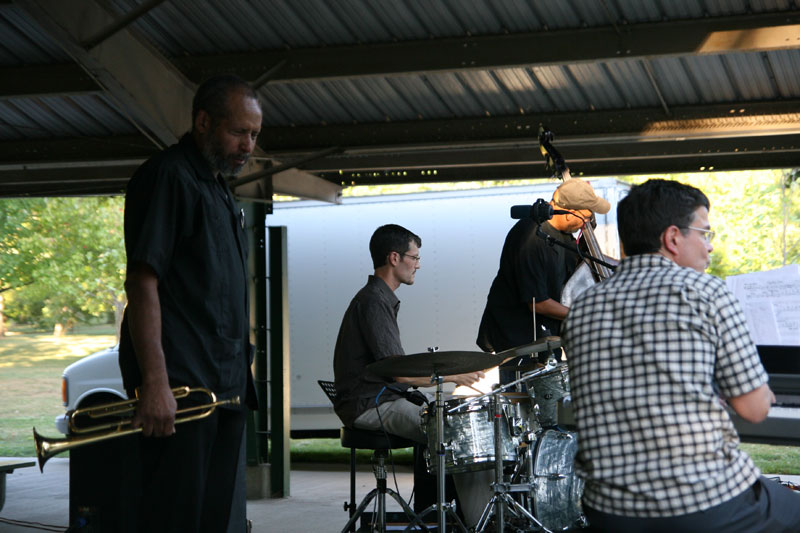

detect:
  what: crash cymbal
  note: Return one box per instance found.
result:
[495,336,561,363]
[367,351,501,378]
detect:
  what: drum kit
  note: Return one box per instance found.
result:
[367,337,587,533]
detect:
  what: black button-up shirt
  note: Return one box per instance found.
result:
[120,134,253,407]
[333,275,410,427]
[477,219,577,353]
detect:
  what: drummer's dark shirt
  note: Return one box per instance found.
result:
[119,133,255,408]
[477,219,577,353]
[333,275,410,427]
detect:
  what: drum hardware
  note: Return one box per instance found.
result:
[368,350,483,533]
[474,385,550,533]
[367,347,585,531]
[496,337,562,384]
[465,356,585,531]
[403,373,468,533]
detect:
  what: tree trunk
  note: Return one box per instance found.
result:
[114,296,126,343]
[0,293,5,337]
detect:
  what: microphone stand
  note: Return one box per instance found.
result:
[535,224,616,272]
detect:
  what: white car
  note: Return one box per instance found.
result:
[55,344,127,435]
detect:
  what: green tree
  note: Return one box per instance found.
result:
[0,199,41,335]
[622,170,799,278]
[0,197,126,336]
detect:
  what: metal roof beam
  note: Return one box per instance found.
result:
[0,181,129,197]
[174,12,800,82]
[309,133,800,174]
[0,165,137,186]
[315,150,800,184]
[259,100,800,153]
[82,0,169,50]
[0,64,100,98]
[16,0,195,148]
[11,1,341,201]
[0,135,156,164]
[314,137,800,185]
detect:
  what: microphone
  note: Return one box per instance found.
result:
[404,389,428,406]
[386,384,428,406]
[510,198,571,222]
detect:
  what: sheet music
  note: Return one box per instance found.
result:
[726,264,800,346]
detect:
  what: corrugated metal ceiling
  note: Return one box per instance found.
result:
[0,0,799,198]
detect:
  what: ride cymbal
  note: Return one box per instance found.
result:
[367,351,501,378]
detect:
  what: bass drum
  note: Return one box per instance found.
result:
[532,429,585,531]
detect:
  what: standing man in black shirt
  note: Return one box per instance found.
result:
[476,179,610,382]
[119,74,260,532]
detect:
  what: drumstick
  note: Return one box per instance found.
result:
[464,385,483,395]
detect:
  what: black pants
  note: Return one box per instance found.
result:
[584,477,800,533]
[133,407,246,533]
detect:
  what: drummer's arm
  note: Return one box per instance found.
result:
[532,298,568,320]
[395,372,485,389]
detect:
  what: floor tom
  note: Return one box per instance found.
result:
[531,428,585,531]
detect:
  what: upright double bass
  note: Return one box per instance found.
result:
[538,127,616,306]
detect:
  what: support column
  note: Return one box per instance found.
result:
[267,225,291,497]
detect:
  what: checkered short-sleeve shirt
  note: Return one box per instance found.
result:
[562,254,768,517]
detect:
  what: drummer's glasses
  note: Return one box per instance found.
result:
[685,226,716,243]
[402,253,421,263]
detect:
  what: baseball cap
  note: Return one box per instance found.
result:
[553,179,611,214]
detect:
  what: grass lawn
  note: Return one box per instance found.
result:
[1,330,797,474]
[0,329,119,456]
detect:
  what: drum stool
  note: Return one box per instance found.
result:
[317,381,421,533]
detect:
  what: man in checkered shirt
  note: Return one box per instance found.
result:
[562,179,800,532]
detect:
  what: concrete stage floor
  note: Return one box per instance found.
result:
[1,457,798,532]
[0,457,420,533]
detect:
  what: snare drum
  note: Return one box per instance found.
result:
[421,395,517,474]
[524,363,570,427]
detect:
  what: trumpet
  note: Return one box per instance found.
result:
[33,386,240,471]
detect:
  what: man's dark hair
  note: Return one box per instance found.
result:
[369,224,422,269]
[192,74,259,126]
[618,179,710,255]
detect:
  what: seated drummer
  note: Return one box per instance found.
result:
[332,223,484,520]
[333,223,482,442]
[563,179,800,532]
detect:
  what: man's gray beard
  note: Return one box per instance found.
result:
[200,135,247,177]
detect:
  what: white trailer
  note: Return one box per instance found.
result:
[267,179,630,434]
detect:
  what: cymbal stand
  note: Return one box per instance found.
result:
[474,386,550,533]
[407,373,467,533]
